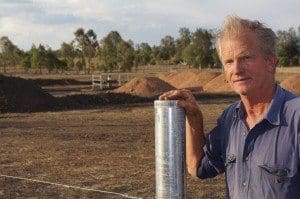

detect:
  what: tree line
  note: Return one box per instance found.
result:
[0,26,299,74]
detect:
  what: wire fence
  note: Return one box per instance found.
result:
[0,174,142,199]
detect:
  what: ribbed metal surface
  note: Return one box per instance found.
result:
[154,100,186,199]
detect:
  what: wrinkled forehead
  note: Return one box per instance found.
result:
[219,31,260,59]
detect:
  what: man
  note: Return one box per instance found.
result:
[159,15,300,198]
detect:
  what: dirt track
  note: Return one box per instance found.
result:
[0,100,232,198]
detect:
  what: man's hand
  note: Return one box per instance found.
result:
[159,89,202,128]
[159,89,205,178]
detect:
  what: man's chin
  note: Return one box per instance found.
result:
[233,87,249,96]
[239,91,248,96]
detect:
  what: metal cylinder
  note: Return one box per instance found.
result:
[154,100,186,199]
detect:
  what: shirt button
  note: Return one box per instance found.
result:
[242,182,246,186]
[245,157,249,161]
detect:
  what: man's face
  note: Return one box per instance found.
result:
[220,30,276,96]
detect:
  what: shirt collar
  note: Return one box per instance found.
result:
[264,84,285,125]
[234,101,244,120]
[234,84,285,125]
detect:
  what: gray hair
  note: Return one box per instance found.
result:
[216,15,278,60]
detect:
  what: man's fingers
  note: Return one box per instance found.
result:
[176,98,194,110]
[176,99,186,108]
[158,90,174,100]
[159,89,191,100]
[159,89,201,120]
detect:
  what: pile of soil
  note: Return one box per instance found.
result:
[113,77,175,97]
[280,75,300,94]
[203,74,234,93]
[0,74,238,113]
[156,70,221,92]
[0,75,58,113]
[0,75,154,113]
[57,93,150,109]
[31,78,91,86]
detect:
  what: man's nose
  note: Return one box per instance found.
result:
[232,59,244,74]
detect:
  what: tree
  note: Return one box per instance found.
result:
[209,29,222,68]
[174,27,191,64]
[277,27,299,66]
[135,42,152,66]
[150,45,160,64]
[159,35,176,61]
[44,50,56,73]
[84,29,98,73]
[212,49,222,68]
[28,44,63,74]
[30,44,46,74]
[182,44,197,67]
[182,28,214,69]
[73,28,98,74]
[98,31,122,71]
[43,49,66,73]
[20,52,31,73]
[59,42,75,70]
[193,28,214,68]
[117,40,135,71]
[98,31,135,72]
[0,36,19,73]
[73,28,85,72]
[75,60,83,73]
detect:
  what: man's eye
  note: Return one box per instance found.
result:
[224,59,233,64]
[224,60,233,66]
[243,56,251,60]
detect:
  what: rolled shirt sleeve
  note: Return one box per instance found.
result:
[197,125,226,178]
[197,104,236,179]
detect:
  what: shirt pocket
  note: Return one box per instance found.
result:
[258,164,291,184]
[225,154,236,167]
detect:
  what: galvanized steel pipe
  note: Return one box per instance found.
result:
[154,100,186,199]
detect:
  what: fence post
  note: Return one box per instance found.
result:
[92,75,94,90]
[100,75,103,90]
[118,74,121,86]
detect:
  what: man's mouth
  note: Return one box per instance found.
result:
[233,78,251,83]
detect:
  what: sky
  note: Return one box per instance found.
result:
[0,0,299,51]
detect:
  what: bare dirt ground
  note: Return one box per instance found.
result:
[0,99,234,198]
[1,66,298,198]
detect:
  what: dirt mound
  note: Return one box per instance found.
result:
[31,78,91,86]
[203,74,234,93]
[280,75,300,94]
[156,70,221,91]
[113,77,175,97]
[57,93,150,109]
[0,75,58,113]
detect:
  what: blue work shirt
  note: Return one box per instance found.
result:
[197,85,300,199]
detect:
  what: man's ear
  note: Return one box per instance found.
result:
[266,56,278,73]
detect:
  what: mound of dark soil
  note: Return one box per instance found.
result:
[0,75,154,113]
[31,78,91,86]
[0,74,239,113]
[56,93,151,109]
[0,75,58,113]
